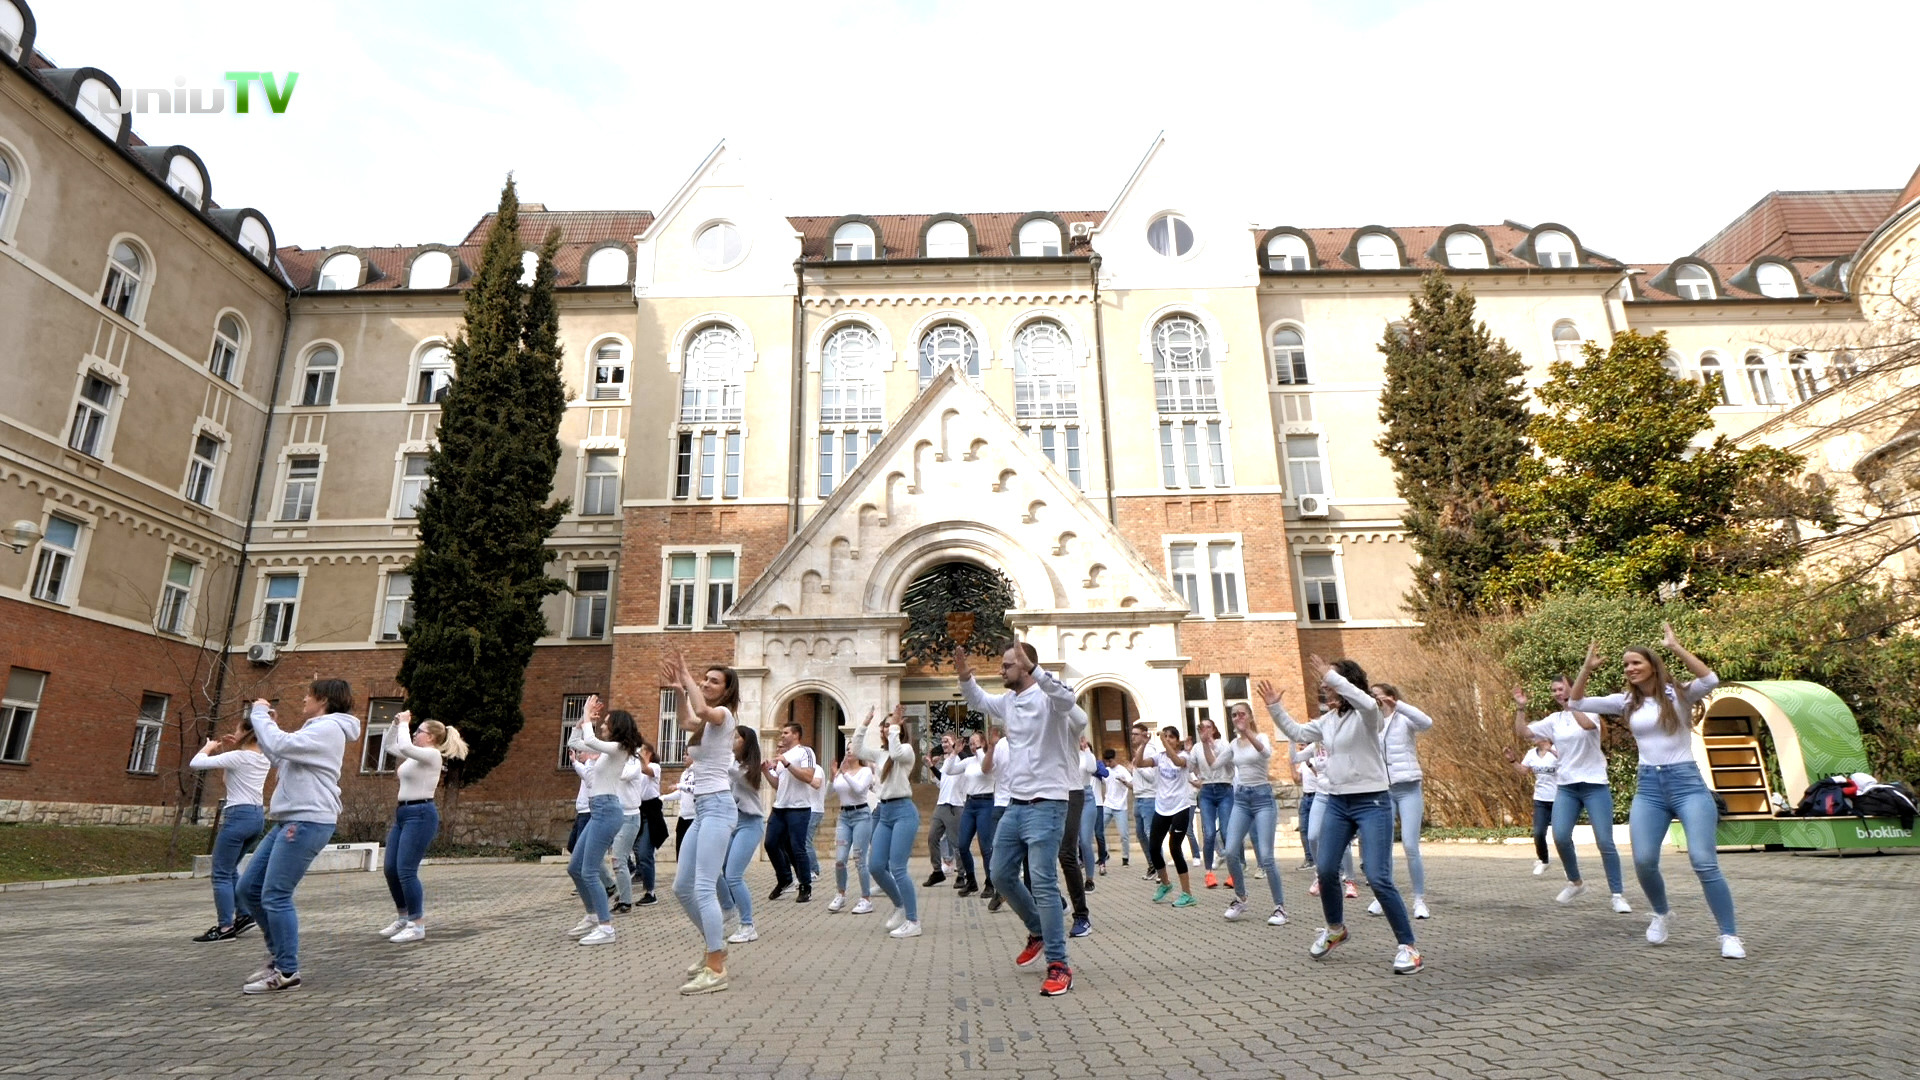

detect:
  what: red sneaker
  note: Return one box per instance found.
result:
[1040,962,1073,996]
[1015,935,1044,968]
[1204,872,1219,889]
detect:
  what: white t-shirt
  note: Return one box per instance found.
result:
[1190,739,1234,785]
[189,748,270,808]
[832,765,873,808]
[1528,710,1607,786]
[634,762,662,803]
[773,745,819,809]
[1101,764,1132,811]
[1228,733,1273,787]
[1150,749,1193,814]
[679,706,737,796]
[1078,749,1101,792]
[1130,750,1158,799]
[1522,747,1560,802]
[961,755,994,798]
[1572,674,1719,767]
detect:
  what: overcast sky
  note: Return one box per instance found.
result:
[32,0,1920,261]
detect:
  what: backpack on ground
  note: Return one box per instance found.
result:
[1798,777,1853,817]
[1852,781,1918,830]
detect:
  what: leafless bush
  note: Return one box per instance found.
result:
[1391,622,1533,828]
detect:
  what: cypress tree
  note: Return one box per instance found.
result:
[1375,271,1533,617]
[398,178,569,784]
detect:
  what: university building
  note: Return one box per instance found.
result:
[5,0,1917,831]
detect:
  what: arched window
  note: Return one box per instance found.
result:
[518,251,539,286]
[1266,234,1309,272]
[101,241,144,318]
[1270,327,1308,385]
[585,246,630,286]
[1019,219,1062,257]
[0,149,15,232]
[820,326,884,424]
[1831,351,1858,383]
[1674,264,1715,300]
[301,346,338,406]
[696,223,744,268]
[1147,213,1195,257]
[1756,262,1797,298]
[1535,229,1577,268]
[1152,316,1216,412]
[833,222,875,261]
[75,78,121,140]
[165,156,204,208]
[1552,320,1584,364]
[1698,354,1732,405]
[415,344,452,404]
[1014,320,1077,418]
[1744,352,1778,405]
[1787,351,1819,402]
[680,326,745,422]
[237,215,272,264]
[407,250,453,289]
[918,323,979,386]
[317,253,359,291]
[207,314,243,381]
[591,340,628,401]
[925,220,968,258]
[1662,350,1686,380]
[1356,232,1399,270]
[1,2,24,60]
[1444,232,1488,269]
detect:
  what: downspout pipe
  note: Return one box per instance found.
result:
[789,261,807,536]
[1089,253,1117,524]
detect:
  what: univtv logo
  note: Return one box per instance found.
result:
[105,72,299,115]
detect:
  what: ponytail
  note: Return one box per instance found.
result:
[420,720,470,761]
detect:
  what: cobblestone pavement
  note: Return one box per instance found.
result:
[0,843,1913,1079]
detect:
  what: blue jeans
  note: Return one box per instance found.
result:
[1552,781,1624,894]
[1307,793,1355,878]
[599,812,643,904]
[766,807,813,888]
[383,801,439,920]
[1096,804,1130,863]
[957,796,996,887]
[632,810,658,894]
[1225,784,1284,908]
[1199,783,1232,870]
[1297,792,1314,853]
[720,813,767,925]
[1631,762,1737,935]
[210,803,263,928]
[568,794,622,923]
[1133,796,1155,858]
[805,810,823,879]
[835,806,875,897]
[235,819,335,976]
[1316,791,1414,946]
[992,799,1070,964]
[1389,780,1425,897]
[871,798,920,921]
[1076,787,1098,878]
[673,792,738,953]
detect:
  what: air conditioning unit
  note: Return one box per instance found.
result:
[1296,494,1329,518]
[247,643,279,665]
[1070,221,1095,238]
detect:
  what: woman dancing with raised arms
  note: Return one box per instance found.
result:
[379,710,468,942]
[565,696,639,946]
[856,702,922,938]
[188,724,269,943]
[827,723,876,914]
[1569,624,1743,958]
[1220,702,1287,926]
[663,654,742,994]
[1259,655,1422,975]
[1513,679,1630,911]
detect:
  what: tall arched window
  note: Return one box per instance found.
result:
[918,323,979,386]
[818,325,885,497]
[407,250,453,289]
[414,344,452,404]
[317,253,359,291]
[1019,219,1062,257]
[1788,351,1819,401]
[1014,321,1077,418]
[680,326,745,422]
[1552,320,1584,364]
[1534,229,1577,268]
[1444,232,1488,269]
[591,340,628,400]
[1756,262,1797,298]
[1153,316,1216,413]
[1674,264,1715,300]
[101,241,145,318]
[207,314,243,381]
[1662,350,1686,380]
[925,220,968,258]
[0,149,16,233]
[833,222,875,261]
[1745,352,1779,405]
[1266,234,1309,271]
[301,346,338,406]
[1356,232,1399,269]
[1270,327,1308,385]
[1698,354,1732,405]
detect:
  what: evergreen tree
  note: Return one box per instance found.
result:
[398,178,569,784]
[1485,329,1825,604]
[1375,271,1533,616]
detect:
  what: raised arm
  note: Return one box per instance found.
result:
[384,711,441,765]
[1257,679,1322,745]
[1663,623,1720,704]
[1511,687,1535,741]
[246,700,348,767]
[954,647,1011,723]
[662,653,728,730]
[1501,745,1532,780]
[1029,662,1078,716]
[1392,700,1434,732]
[979,725,998,774]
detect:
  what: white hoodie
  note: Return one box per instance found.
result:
[249,701,360,823]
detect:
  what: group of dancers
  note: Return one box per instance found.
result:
[181,623,1745,996]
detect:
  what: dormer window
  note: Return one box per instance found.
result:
[408,250,453,289]
[1356,233,1399,270]
[1444,232,1488,269]
[75,78,122,140]
[585,246,630,285]
[833,222,875,261]
[1266,234,1309,271]
[1535,230,1577,268]
[1755,262,1797,298]
[165,157,205,209]
[925,220,968,258]
[317,253,359,291]
[1147,213,1195,257]
[237,216,273,265]
[695,223,744,269]
[519,251,539,286]
[1019,219,1062,257]
[1674,264,1715,300]
[1,1,24,60]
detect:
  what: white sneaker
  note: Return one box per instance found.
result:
[1647,913,1669,945]
[889,920,923,938]
[1611,893,1632,914]
[1555,883,1588,905]
[1531,861,1548,876]
[1719,934,1746,959]
[378,918,410,938]
[885,908,906,931]
[687,954,707,977]
[1366,898,1383,916]
[567,914,599,937]
[827,894,846,913]
[246,957,276,984]
[577,924,616,946]
[1224,899,1246,921]
[1412,898,1430,920]
[727,924,759,944]
[388,923,425,943]
[1268,906,1289,926]
[851,897,874,915]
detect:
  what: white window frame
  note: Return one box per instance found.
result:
[156,553,198,636]
[207,312,245,383]
[1444,231,1489,269]
[2,667,49,765]
[1018,219,1062,257]
[1674,264,1716,300]
[276,451,324,522]
[657,689,687,765]
[673,429,743,500]
[918,322,981,387]
[1698,353,1734,405]
[659,547,742,630]
[183,429,224,507]
[1356,232,1400,270]
[256,569,305,646]
[378,570,414,642]
[412,341,453,405]
[1534,230,1577,268]
[99,236,152,322]
[361,698,405,773]
[832,222,875,261]
[581,449,623,516]
[1552,320,1584,364]
[1158,419,1231,490]
[0,138,24,244]
[394,452,431,519]
[585,246,630,286]
[407,250,454,289]
[1755,262,1797,299]
[1297,549,1347,624]
[1152,315,1217,413]
[1146,212,1196,258]
[317,252,361,291]
[1745,352,1780,406]
[1024,423,1084,490]
[1164,535,1246,620]
[818,427,881,499]
[559,694,592,770]
[30,512,86,605]
[1269,323,1309,386]
[128,693,166,774]
[1788,352,1820,402]
[589,337,630,401]
[1266,233,1309,272]
[67,368,122,459]
[1013,319,1078,418]
[1284,433,1330,500]
[570,566,611,640]
[925,219,969,258]
[680,325,745,422]
[296,343,341,407]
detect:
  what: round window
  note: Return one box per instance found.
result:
[1147,214,1195,257]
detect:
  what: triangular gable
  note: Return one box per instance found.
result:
[730,366,1187,623]
[634,140,800,298]
[1089,132,1259,291]
[637,140,726,244]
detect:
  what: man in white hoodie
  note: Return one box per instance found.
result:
[235,678,361,994]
